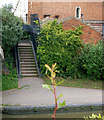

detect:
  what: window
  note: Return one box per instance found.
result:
[54,15,59,19]
[75,7,81,19]
[44,15,50,18]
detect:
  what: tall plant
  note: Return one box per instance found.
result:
[42,63,65,120]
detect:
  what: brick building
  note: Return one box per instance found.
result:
[28,0,103,20]
[14,0,103,42]
[62,16,102,44]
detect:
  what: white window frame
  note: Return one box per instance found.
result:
[75,7,81,19]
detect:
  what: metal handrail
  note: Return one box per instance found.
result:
[14,45,18,74]
[17,44,21,75]
[31,41,41,77]
[14,44,21,76]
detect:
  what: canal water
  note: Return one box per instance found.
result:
[3,110,102,118]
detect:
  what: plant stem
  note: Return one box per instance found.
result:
[52,82,57,120]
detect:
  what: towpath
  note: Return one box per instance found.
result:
[2,77,103,107]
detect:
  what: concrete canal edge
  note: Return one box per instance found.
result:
[0,103,103,115]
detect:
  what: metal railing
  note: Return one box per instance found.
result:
[31,41,41,77]
[14,15,41,77]
[14,44,21,77]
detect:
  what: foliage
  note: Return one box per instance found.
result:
[37,19,83,78]
[1,63,18,91]
[42,63,65,120]
[78,41,104,80]
[84,113,104,120]
[22,32,31,40]
[1,4,23,63]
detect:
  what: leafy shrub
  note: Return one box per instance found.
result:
[84,113,104,120]
[37,19,83,78]
[1,4,23,63]
[78,41,104,80]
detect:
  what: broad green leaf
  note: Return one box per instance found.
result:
[42,84,53,92]
[56,94,63,101]
[58,101,66,109]
[56,80,64,86]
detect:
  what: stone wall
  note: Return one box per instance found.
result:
[0,46,9,75]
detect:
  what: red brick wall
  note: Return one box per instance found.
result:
[28,1,103,23]
[62,17,102,44]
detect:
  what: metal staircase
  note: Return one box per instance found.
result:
[18,41,38,77]
[14,14,41,78]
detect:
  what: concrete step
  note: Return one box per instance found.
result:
[19,51,33,53]
[22,74,38,77]
[18,43,31,46]
[19,51,33,55]
[21,71,37,74]
[21,68,37,71]
[19,54,34,57]
[20,58,35,62]
[21,64,36,67]
[19,48,32,51]
[18,47,32,49]
[21,70,37,72]
[20,57,34,59]
[20,62,36,65]
[18,41,38,77]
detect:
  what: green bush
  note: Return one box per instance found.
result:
[84,113,104,120]
[37,19,83,78]
[1,4,23,63]
[78,41,104,80]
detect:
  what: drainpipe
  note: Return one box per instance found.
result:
[103,24,104,38]
[102,23,104,65]
[81,14,84,22]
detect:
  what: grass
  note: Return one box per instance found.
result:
[43,76,102,89]
[1,68,18,91]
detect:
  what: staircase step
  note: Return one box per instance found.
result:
[19,54,34,56]
[18,44,31,46]
[22,74,38,77]
[18,41,38,77]
[19,48,32,50]
[20,59,35,62]
[20,57,34,59]
[20,62,36,65]
[21,64,36,67]
[18,46,32,50]
[18,45,32,47]
[21,70,37,72]
[19,51,33,53]
[19,52,33,54]
[21,71,37,74]
[21,68,37,70]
